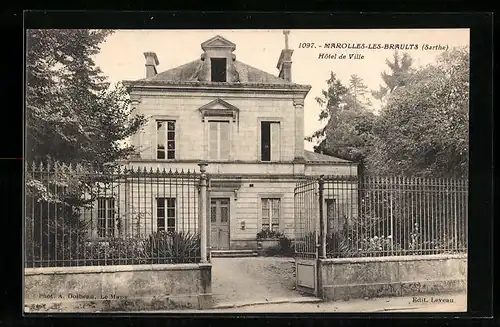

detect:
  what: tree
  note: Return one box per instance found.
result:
[346,74,372,111]
[366,47,469,178]
[25,30,146,260]
[26,29,145,170]
[371,51,414,106]
[306,73,377,173]
[26,29,146,203]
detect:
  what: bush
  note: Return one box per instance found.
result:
[262,234,294,257]
[83,237,147,266]
[25,202,90,267]
[263,246,281,256]
[142,231,201,264]
[278,235,294,256]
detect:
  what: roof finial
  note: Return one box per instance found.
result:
[283,30,290,50]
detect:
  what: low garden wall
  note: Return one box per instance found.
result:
[318,254,467,301]
[24,263,212,312]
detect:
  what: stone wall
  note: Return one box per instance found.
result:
[132,91,299,162]
[24,263,212,312]
[318,254,467,301]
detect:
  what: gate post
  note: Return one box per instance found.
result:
[198,162,208,263]
[318,175,326,259]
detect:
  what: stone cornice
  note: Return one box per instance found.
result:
[123,80,311,95]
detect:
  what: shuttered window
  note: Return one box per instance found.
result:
[208,121,230,160]
[270,122,281,161]
[261,121,281,161]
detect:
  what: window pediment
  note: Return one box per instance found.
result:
[199,98,240,122]
[201,35,236,52]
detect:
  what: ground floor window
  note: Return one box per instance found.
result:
[261,198,280,231]
[157,198,176,232]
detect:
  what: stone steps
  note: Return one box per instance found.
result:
[211,250,259,258]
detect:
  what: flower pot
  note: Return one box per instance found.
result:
[259,239,280,249]
[256,238,280,256]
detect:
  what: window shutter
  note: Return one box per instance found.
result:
[156,121,166,160]
[270,122,281,161]
[141,119,154,159]
[261,199,270,230]
[219,122,230,160]
[209,122,218,160]
[271,199,280,231]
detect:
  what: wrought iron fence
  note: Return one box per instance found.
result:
[25,162,208,268]
[294,177,319,259]
[294,175,468,259]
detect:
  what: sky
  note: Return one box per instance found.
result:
[94,29,470,151]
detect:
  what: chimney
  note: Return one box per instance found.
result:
[144,52,159,78]
[276,30,293,82]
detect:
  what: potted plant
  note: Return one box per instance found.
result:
[256,229,283,255]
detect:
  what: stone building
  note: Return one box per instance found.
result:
[117,33,358,251]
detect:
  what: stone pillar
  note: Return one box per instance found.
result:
[294,98,305,161]
[198,162,208,263]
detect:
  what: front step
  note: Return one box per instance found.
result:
[211,250,259,258]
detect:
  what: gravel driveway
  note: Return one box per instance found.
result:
[211,257,304,306]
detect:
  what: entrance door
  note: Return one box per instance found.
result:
[210,198,230,250]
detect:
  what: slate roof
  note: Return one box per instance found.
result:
[139,59,295,85]
[304,150,352,163]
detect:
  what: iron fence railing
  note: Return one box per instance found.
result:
[294,175,468,259]
[25,162,208,268]
[294,177,319,259]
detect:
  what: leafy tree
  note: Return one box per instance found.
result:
[306,73,347,143]
[366,47,469,178]
[26,29,145,198]
[26,29,145,170]
[371,51,414,106]
[25,30,146,262]
[306,73,376,174]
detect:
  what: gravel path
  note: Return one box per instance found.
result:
[211,257,303,306]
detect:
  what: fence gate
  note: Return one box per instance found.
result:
[293,178,321,296]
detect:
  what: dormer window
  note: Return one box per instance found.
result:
[211,58,227,82]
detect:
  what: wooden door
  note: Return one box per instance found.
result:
[210,198,230,250]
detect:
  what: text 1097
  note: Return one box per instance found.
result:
[298,43,315,48]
